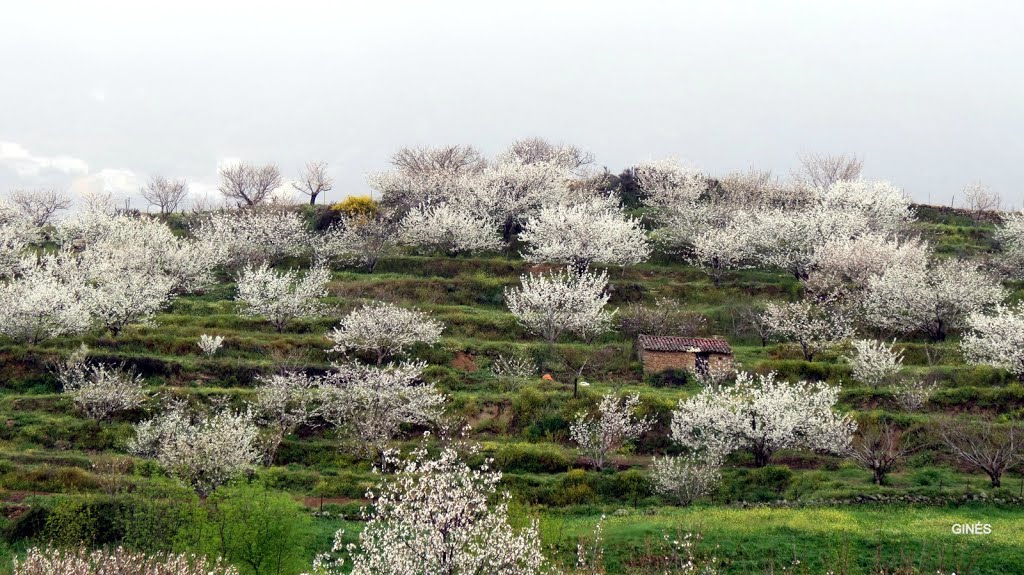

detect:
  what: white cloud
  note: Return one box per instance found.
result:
[216,157,242,173]
[0,141,89,177]
[69,168,144,203]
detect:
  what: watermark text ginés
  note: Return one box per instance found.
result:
[951,522,992,535]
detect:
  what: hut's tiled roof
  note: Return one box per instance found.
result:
[637,335,732,355]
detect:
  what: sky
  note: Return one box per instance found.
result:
[1,0,1022,209]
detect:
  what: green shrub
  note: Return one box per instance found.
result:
[492,443,572,473]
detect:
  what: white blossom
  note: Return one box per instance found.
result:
[749,206,870,279]
[893,378,936,412]
[400,202,504,255]
[236,263,329,332]
[961,303,1024,380]
[496,138,593,172]
[55,343,146,421]
[670,371,855,466]
[197,334,224,357]
[317,361,444,459]
[313,442,545,575]
[317,213,398,272]
[461,160,573,241]
[327,301,444,365]
[253,371,318,463]
[763,299,853,361]
[862,259,1005,340]
[194,208,310,270]
[519,196,650,271]
[818,179,914,234]
[129,406,260,497]
[994,212,1024,279]
[806,233,929,295]
[504,268,614,351]
[570,393,652,470]
[651,453,721,505]
[846,339,903,387]
[0,199,41,278]
[14,546,238,575]
[0,254,90,343]
[688,214,755,285]
[59,209,219,294]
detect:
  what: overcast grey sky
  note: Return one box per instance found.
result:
[1,0,1021,208]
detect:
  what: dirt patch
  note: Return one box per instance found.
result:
[452,351,478,372]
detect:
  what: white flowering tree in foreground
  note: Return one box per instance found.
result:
[862,259,1005,341]
[129,406,260,496]
[519,197,650,272]
[847,339,903,387]
[762,299,853,361]
[671,372,855,466]
[961,303,1024,381]
[570,393,652,470]
[236,263,329,332]
[505,268,614,356]
[317,361,444,460]
[310,443,545,575]
[14,547,238,575]
[327,301,444,365]
[253,371,319,463]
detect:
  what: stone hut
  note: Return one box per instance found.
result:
[637,335,733,375]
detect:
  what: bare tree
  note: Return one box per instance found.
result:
[498,137,594,170]
[390,145,485,176]
[140,175,189,215]
[792,152,863,189]
[848,422,919,485]
[9,188,72,226]
[940,419,1023,488]
[961,182,1001,212]
[218,162,282,207]
[292,161,334,206]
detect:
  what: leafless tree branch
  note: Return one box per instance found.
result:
[292,161,334,206]
[9,188,72,226]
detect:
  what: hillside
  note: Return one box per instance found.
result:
[1,202,1023,575]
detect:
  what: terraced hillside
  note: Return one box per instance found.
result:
[1,204,1023,574]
